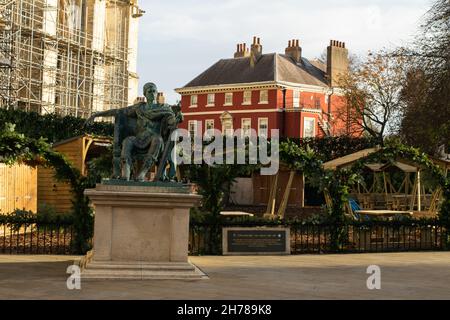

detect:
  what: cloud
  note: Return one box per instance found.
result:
[136,0,430,103]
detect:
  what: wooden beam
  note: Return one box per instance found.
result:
[277,170,295,219]
[265,172,279,215]
[417,170,421,211]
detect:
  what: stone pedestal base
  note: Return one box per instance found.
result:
[81,182,205,280]
[80,256,207,280]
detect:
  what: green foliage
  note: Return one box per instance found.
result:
[0,209,74,233]
[37,204,73,223]
[0,108,113,143]
[280,136,378,162]
[86,146,114,182]
[186,163,256,216]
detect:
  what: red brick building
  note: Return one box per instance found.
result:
[175,37,352,138]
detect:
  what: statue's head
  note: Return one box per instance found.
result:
[143,82,157,104]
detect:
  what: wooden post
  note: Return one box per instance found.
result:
[417,170,421,212]
[301,173,305,208]
[265,173,279,215]
[277,170,295,219]
[410,175,418,211]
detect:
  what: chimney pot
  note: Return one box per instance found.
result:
[250,37,262,67]
[285,38,302,63]
[327,39,349,86]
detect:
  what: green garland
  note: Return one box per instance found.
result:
[0,108,113,143]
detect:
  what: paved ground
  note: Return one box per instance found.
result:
[0,252,449,299]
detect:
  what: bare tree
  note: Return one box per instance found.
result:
[335,51,407,144]
[398,0,450,155]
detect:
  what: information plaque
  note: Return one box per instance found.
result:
[222,227,290,255]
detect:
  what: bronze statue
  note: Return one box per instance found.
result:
[85,82,182,182]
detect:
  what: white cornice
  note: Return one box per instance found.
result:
[276,81,328,93]
[175,80,345,96]
[182,108,282,116]
[174,81,280,94]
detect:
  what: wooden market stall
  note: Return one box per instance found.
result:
[37,134,111,213]
[322,148,445,218]
[0,163,37,214]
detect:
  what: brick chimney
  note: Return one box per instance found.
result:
[157,92,165,104]
[326,40,349,87]
[285,39,302,64]
[234,43,250,58]
[134,96,146,104]
[250,36,262,67]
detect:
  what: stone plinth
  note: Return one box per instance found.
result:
[80,182,206,280]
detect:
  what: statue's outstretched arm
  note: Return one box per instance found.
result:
[85,105,138,126]
[144,108,174,120]
[85,108,120,126]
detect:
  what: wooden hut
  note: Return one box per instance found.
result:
[0,163,37,214]
[37,135,111,213]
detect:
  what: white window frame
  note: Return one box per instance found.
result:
[259,90,268,104]
[241,118,252,137]
[293,90,300,108]
[243,90,252,105]
[258,118,268,137]
[205,119,215,130]
[188,120,198,137]
[315,97,321,109]
[189,94,198,108]
[303,117,316,138]
[206,93,215,107]
[222,120,233,136]
[205,119,215,138]
[224,92,233,106]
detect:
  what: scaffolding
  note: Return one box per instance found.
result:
[0,0,140,118]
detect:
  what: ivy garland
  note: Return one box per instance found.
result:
[0,123,94,253]
[0,108,113,143]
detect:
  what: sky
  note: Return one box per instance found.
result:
[136,0,432,104]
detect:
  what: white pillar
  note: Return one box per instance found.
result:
[92,0,106,53]
[127,1,141,105]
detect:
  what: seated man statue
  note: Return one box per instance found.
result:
[85,82,178,181]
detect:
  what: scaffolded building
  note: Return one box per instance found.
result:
[0,0,143,118]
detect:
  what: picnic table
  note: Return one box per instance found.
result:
[220,211,254,217]
[354,210,413,217]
